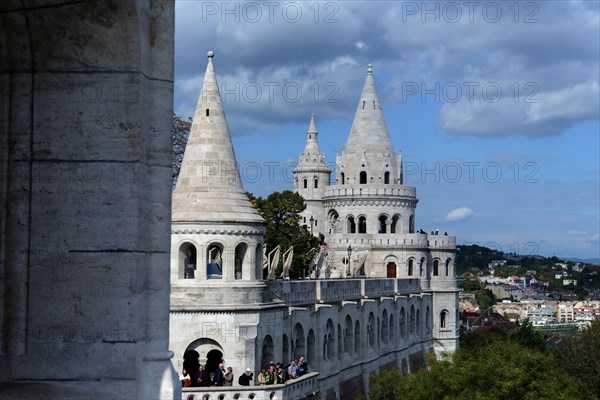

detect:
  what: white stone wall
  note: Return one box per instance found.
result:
[171,278,438,398]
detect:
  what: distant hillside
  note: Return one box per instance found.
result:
[564,257,600,265]
[455,244,600,291]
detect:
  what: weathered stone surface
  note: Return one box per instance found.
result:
[1,1,179,398]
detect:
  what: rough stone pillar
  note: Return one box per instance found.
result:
[0,1,179,398]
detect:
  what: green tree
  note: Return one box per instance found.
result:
[172,113,191,187]
[555,319,600,399]
[367,330,585,400]
[247,190,320,279]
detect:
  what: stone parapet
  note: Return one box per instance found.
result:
[322,185,416,200]
[325,234,456,250]
[267,278,421,306]
[182,372,319,400]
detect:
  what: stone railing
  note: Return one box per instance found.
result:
[322,185,416,199]
[267,278,421,305]
[323,234,456,250]
[182,372,319,400]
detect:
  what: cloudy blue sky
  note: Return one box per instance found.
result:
[174,1,600,260]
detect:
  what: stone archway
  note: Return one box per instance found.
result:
[205,349,223,375]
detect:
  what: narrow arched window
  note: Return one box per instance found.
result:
[384,171,390,184]
[358,216,367,234]
[303,179,307,189]
[341,172,345,184]
[433,260,439,276]
[408,259,414,276]
[360,171,367,184]
[347,216,356,234]
[314,178,318,189]
[206,109,209,117]
[440,311,447,328]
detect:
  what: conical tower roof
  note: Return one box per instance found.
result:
[344,64,396,159]
[172,51,264,224]
[298,113,328,166]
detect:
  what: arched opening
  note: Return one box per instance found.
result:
[347,216,356,234]
[420,257,425,277]
[384,171,390,184]
[433,259,439,276]
[307,329,316,366]
[390,214,400,233]
[303,178,307,189]
[368,312,375,348]
[337,323,342,359]
[378,215,388,233]
[325,320,335,360]
[341,172,345,184]
[185,338,224,375]
[234,243,247,280]
[344,315,353,354]
[183,350,200,380]
[416,309,421,335]
[354,321,361,355]
[408,259,414,276]
[205,349,223,375]
[409,215,415,233]
[179,242,197,279]
[207,243,223,279]
[446,258,451,276]
[358,216,367,234]
[206,108,209,117]
[376,317,381,350]
[256,244,263,281]
[282,334,289,363]
[400,307,406,339]
[387,262,397,278]
[328,209,340,234]
[314,178,318,189]
[261,335,274,369]
[381,309,389,344]
[410,305,416,336]
[360,171,367,184]
[293,323,305,360]
[440,310,448,328]
[390,314,395,346]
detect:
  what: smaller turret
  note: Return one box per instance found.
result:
[293,114,331,236]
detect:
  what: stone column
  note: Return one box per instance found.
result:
[0,1,179,398]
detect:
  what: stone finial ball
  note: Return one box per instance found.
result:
[207,51,214,58]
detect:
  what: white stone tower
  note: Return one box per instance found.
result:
[293,114,332,236]
[169,52,270,375]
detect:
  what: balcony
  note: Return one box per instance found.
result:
[182,372,319,400]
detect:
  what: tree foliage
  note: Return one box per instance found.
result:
[366,324,590,400]
[172,113,191,187]
[247,190,320,280]
[554,319,600,399]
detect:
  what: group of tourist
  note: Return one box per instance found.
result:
[255,356,309,386]
[178,363,233,387]
[179,357,309,388]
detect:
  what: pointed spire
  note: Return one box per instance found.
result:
[344,63,395,156]
[302,113,323,156]
[308,113,317,133]
[339,63,398,184]
[172,51,264,224]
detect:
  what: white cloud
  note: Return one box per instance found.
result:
[589,233,600,242]
[445,207,474,222]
